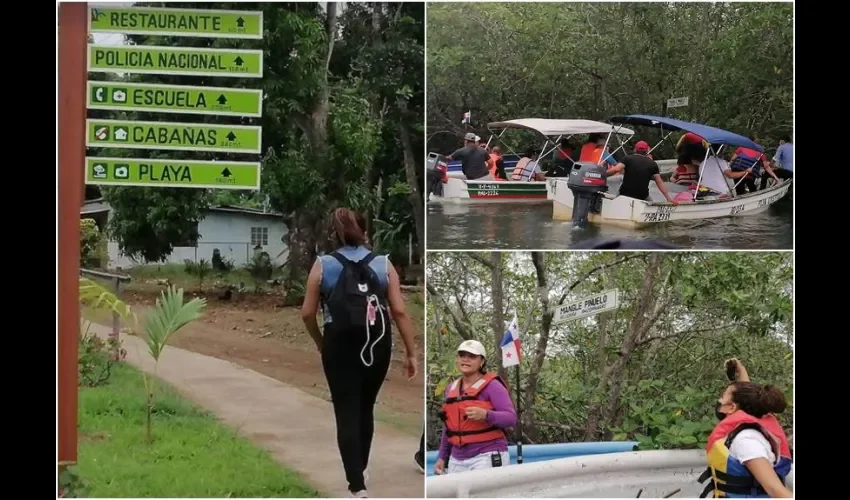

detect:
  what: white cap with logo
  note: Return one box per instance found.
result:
[457,339,486,357]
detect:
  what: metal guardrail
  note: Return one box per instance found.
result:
[80,268,132,357]
[80,268,131,283]
[426,449,794,498]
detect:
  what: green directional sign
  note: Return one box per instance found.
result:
[88,44,263,78]
[86,119,262,154]
[86,157,261,190]
[88,6,263,39]
[87,81,263,117]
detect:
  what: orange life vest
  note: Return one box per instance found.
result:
[488,153,505,180]
[579,142,604,164]
[442,372,508,447]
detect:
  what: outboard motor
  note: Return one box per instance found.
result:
[567,161,609,227]
[426,152,448,198]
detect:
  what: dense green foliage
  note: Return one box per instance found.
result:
[427,2,793,157]
[89,2,424,282]
[426,252,793,450]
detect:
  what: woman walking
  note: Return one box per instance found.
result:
[301,207,418,497]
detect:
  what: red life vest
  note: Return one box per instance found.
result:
[442,372,508,447]
[700,411,792,498]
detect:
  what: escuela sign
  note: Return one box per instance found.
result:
[85,157,261,190]
[86,119,262,154]
[89,6,263,39]
[88,44,263,78]
[552,289,620,324]
[87,81,263,117]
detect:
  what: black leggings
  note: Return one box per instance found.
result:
[321,322,392,493]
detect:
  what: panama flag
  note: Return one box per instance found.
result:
[461,111,471,124]
[500,312,521,367]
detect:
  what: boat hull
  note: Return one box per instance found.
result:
[551,179,792,228]
[431,178,551,203]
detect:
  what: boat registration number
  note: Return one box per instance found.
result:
[757,192,784,208]
[730,204,746,215]
[643,205,676,222]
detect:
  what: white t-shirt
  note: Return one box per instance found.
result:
[698,157,732,194]
[728,429,776,465]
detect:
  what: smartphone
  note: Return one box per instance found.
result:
[725,360,737,381]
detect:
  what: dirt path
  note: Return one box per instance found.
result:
[93,287,425,434]
[88,322,426,498]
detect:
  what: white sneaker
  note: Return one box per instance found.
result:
[351,490,368,498]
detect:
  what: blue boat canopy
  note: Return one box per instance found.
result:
[609,114,764,152]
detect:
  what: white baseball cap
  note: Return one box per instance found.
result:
[457,339,486,357]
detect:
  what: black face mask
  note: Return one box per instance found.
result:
[715,402,727,421]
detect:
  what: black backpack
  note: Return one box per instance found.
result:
[325,251,389,331]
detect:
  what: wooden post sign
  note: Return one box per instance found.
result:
[59,2,266,475]
[84,4,265,192]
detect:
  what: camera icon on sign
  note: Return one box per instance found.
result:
[114,164,130,179]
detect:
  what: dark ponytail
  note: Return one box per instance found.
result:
[730,382,788,418]
[330,208,367,247]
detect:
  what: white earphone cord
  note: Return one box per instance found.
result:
[361,294,386,367]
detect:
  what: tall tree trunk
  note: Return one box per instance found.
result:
[488,252,505,379]
[289,2,338,291]
[398,117,425,259]
[285,212,318,305]
[524,252,553,437]
[584,253,665,440]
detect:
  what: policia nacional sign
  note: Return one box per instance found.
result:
[88,44,263,78]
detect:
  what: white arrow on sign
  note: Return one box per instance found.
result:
[552,289,620,324]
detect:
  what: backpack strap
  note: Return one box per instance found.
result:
[359,252,377,266]
[330,251,377,267]
[330,251,351,265]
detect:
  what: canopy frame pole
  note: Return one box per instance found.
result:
[648,130,675,155]
[608,127,635,159]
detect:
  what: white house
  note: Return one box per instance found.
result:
[81,198,289,269]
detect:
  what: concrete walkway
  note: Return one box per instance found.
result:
[89,323,425,498]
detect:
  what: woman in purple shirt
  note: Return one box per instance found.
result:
[434,339,517,474]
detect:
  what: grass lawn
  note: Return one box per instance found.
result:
[76,363,321,498]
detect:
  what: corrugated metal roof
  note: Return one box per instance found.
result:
[79,199,281,217]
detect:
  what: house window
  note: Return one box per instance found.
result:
[251,227,269,247]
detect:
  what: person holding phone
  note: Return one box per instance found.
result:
[433,340,517,475]
[698,358,793,498]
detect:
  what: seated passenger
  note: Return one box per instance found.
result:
[488,146,508,181]
[672,156,701,186]
[549,138,576,177]
[511,149,546,181]
[579,133,617,169]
